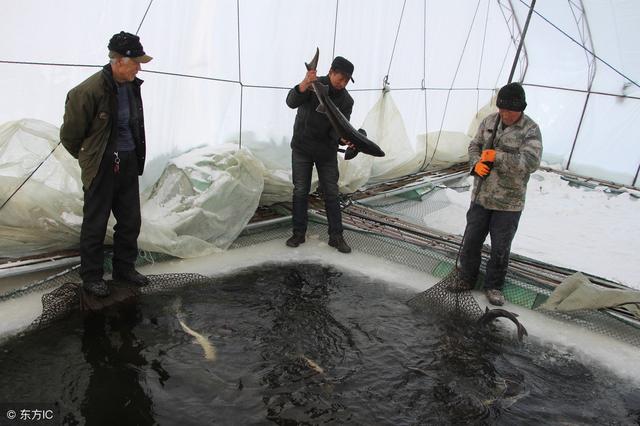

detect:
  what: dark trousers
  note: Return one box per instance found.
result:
[291,148,343,236]
[80,150,141,282]
[458,202,522,290]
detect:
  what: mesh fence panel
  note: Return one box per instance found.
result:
[354,186,640,347]
[4,192,640,348]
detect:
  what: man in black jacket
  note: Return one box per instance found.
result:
[285,56,355,253]
[60,32,152,297]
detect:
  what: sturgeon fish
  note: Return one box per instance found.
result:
[174,297,217,361]
[304,48,385,160]
[300,354,324,374]
[478,307,528,341]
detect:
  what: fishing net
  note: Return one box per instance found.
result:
[28,272,210,331]
[406,268,484,321]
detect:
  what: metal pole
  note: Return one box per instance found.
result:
[508,0,536,83]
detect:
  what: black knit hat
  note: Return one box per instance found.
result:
[331,56,355,83]
[497,82,527,112]
[108,31,152,63]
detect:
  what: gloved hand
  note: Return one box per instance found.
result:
[480,149,496,163]
[473,161,491,177]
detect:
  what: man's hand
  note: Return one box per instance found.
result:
[339,138,356,149]
[474,162,491,177]
[480,149,496,163]
[299,69,317,93]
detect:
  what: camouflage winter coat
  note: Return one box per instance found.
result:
[469,112,542,211]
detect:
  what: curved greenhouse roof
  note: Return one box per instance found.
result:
[0,0,638,186]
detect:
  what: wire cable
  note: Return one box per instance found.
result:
[423,0,483,172]
[385,0,408,85]
[332,0,340,58]
[518,0,639,89]
[136,0,155,35]
[476,0,491,113]
[0,142,62,212]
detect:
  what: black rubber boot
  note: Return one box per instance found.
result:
[113,269,150,286]
[83,279,110,297]
[329,235,351,253]
[286,233,306,247]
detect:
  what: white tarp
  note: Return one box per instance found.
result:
[0,0,637,185]
[1,0,639,259]
[0,120,266,258]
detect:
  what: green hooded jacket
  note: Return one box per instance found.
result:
[60,64,147,189]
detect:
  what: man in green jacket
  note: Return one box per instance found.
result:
[60,31,152,297]
[457,82,543,306]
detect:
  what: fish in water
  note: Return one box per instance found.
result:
[304,47,385,160]
[300,354,324,374]
[174,297,217,361]
[478,307,528,341]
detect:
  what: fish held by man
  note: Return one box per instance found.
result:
[304,48,385,159]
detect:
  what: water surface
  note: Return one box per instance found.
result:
[0,263,638,425]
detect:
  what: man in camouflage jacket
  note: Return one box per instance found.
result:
[458,82,543,306]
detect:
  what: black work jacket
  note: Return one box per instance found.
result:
[286,75,354,161]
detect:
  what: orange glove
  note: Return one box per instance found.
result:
[474,162,490,177]
[480,149,496,163]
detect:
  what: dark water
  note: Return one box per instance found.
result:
[0,263,638,425]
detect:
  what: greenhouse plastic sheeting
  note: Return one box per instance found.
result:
[140,144,264,258]
[0,121,265,259]
[0,119,83,257]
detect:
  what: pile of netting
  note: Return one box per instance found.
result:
[27,270,210,332]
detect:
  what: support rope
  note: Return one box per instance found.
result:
[476,0,491,113]
[384,0,408,86]
[0,143,62,212]
[518,0,640,89]
[136,0,155,35]
[422,0,483,171]
[419,0,429,171]
[237,0,243,149]
[332,0,340,59]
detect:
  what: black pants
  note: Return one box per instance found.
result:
[291,148,343,237]
[80,149,141,282]
[458,202,522,290]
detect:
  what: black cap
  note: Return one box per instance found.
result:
[108,31,152,63]
[496,82,527,112]
[331,56,355,83]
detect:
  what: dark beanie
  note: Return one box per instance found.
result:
[497,82,527,112]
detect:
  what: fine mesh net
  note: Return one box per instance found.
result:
[349,185,640,348]
[5,205,640,348]
[28,272,210,332]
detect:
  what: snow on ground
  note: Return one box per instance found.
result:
[422,168,640,289]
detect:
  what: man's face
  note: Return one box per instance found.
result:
[112,57,141,83]
[328,70,350,91]
[498,108,522,126]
